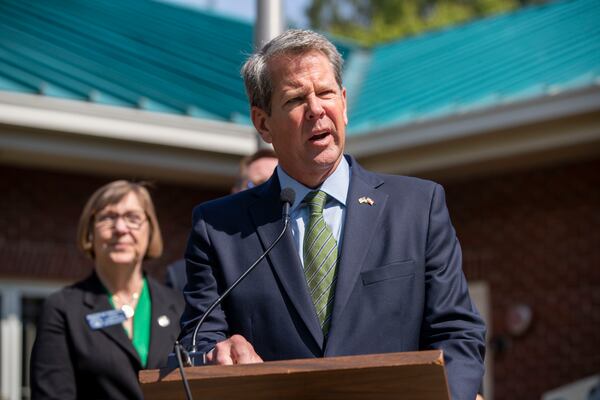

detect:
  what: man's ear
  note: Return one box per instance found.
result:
[341,87,348,125]
[251,106,273,144]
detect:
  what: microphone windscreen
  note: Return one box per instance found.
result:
[280,187,296,205]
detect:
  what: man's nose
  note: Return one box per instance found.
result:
[305,96,325,120]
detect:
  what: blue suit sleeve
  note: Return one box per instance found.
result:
[421,183,486,400]
[178,206,228,353]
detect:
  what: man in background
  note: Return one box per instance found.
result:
[231,149,278,193]
[165,149,278,291]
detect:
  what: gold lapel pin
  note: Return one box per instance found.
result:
[358,196,375,206]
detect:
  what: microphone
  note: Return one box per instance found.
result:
[280,187,295,220]
[176,187,296,368]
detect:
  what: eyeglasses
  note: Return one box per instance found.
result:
[94,211,147,230]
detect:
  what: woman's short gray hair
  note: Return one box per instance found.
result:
[241,29,343,114]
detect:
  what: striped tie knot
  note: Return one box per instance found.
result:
[304,190,328,215]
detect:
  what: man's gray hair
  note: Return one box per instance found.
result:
[241,29,343,114]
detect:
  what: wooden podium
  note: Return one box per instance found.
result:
[139,350,449,400]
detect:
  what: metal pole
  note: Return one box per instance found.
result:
[255,0,284,50]
[254,0,285,149]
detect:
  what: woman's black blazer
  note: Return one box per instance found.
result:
[30,272,184,400]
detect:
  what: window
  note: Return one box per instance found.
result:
[0,281,63,400]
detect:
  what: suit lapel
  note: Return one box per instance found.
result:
[83,274,141,366]
[327,159,388,346]
[248,177,324,350]
[146,277,179,368]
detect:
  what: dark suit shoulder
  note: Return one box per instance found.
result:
[348,154,440,195]
[42,274,98,306]
[191,184,267,231]
[377,172,437,188]
[193,187,258,214]
[361,169,441,203]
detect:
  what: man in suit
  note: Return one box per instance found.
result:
[179,29,485,399]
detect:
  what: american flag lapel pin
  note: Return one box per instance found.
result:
[358,196,375,206]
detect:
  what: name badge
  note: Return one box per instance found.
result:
[86,309,127,330]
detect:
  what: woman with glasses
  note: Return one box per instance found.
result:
[30,180,184,400]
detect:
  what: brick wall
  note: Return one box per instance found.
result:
[0,165,226,282]
[2,157,599,399]
[443,158,600,399]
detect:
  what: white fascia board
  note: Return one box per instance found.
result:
[0,92,257,155]
[347,85,600,157]
[372,120,600,176]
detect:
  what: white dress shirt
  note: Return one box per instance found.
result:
[276,156,350,266]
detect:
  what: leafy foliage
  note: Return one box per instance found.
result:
[306,0,545,46]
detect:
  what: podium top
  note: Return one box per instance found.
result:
[140,350,449,400]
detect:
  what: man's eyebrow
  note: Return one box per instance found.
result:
[277,86,306,101]
[280,79,304,90]
[281,86,304,95]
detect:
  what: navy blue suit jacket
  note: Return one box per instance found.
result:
[180,156,485,399]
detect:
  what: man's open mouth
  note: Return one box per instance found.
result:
[309,131,330,141]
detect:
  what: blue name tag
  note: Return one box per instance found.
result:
[86,309,127,330]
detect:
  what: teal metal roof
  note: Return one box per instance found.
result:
[0,0,597,131]
[348,0,600,135]
[0,0,255,122]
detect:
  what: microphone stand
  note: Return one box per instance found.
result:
[175,189,295,400]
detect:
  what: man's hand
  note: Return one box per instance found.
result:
[204,334,263,365]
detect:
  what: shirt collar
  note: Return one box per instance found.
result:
[276,156,350,212]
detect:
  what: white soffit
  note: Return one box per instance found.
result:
[0,91,257,155]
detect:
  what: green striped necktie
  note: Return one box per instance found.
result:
[303,190,339,335]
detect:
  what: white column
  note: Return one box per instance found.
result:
[254,0,284,50]
[1,287,22,400]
